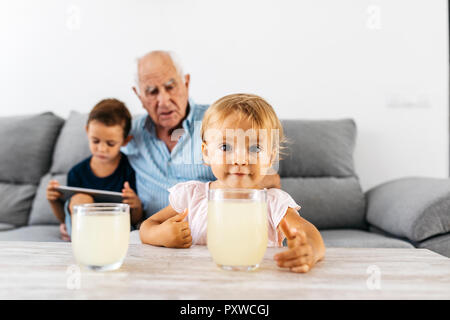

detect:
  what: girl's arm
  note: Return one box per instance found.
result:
[139,205,192,248]
[274,208,326,272]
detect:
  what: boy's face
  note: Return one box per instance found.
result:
[86,120,130,163]
[201,114,276,189]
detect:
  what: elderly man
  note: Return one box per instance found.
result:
[123,50,280,220]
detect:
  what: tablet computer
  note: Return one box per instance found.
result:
[56,186,123,203]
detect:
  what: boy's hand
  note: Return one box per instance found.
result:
[59,223,71,241]
[46,180,62,202]
[122,182,142,210]
[274,218,315,273]
[159,209,192,248]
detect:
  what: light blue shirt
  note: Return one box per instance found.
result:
[122,99,216,218]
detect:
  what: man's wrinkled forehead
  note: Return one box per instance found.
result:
[138,66,176,85]
[137,55,178,85]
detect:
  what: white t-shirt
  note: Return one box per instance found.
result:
[168,181,301,247]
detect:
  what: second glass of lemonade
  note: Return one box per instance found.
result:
[207,189,268,271]
[72,203,130,271]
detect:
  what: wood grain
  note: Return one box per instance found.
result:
[0,242,449,299]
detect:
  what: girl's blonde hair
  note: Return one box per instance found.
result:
[201,93,287,159]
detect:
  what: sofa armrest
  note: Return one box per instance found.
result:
[365,177,450,243]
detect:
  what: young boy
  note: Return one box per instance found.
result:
[46,98,143,240]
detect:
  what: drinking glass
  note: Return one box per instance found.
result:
[71,203,130,271]
[207,189,268,271]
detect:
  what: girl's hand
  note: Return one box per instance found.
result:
[274,218,315,273]
[122,182,142,210]
[159,209,192,248]
[46,180,62,202]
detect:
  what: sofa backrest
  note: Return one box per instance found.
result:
[28,111,90,225]
[0,112,64,228]
[279,119,367,230]
[6,111,367,231]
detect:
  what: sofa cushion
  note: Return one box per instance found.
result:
[0,223,15,231]
[0,225,64,242]
[279,119,356,178]
[50,111,90,174]
[366,177,450,242]
[0,183,37,227]
[281,176,367,230]
[418,233,450,258]
[321,229,414,248]
[0,112,64,184]
[28,173,67,226]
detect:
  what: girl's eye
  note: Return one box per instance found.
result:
[92,140,100,144]
[249,145,261,153]
[107,142,116,147]
[220,144,232,152]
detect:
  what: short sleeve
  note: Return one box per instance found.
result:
[129,170,137,193]
[67,168,80,187]
[267,189,301,230]
[123,156,137,193]
[167,181,200,213]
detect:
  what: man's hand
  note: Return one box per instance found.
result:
[158,209,192,248]
[122,182,142,210]
[46,180,62,202]
[274,218,315,273]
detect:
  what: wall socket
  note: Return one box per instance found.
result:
[386,94,431,109]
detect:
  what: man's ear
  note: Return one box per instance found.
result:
[122,135,133,147]
[201,141,210,166]
[184,74,190,90]
[132,86,143,102]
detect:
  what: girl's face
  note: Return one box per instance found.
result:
[201,113,276,189]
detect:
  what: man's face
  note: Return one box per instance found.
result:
[134,54,190,131]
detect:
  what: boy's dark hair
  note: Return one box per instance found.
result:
[87,98,132,138]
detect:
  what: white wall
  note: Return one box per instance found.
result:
[0,0,448,190]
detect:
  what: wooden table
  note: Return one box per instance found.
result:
[0,241,449,300]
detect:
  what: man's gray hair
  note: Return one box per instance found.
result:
[134,50,185,92]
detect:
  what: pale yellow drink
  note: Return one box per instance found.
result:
[72,204,130,271]
[207,200,268,269]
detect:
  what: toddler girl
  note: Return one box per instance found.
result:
[139,93,325,273]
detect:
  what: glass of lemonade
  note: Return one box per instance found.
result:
[207,189,268,271]
[72,203,130,271]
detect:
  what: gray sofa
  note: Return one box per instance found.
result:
[0,112,449,257]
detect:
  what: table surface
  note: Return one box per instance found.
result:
[0,241,449,300]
